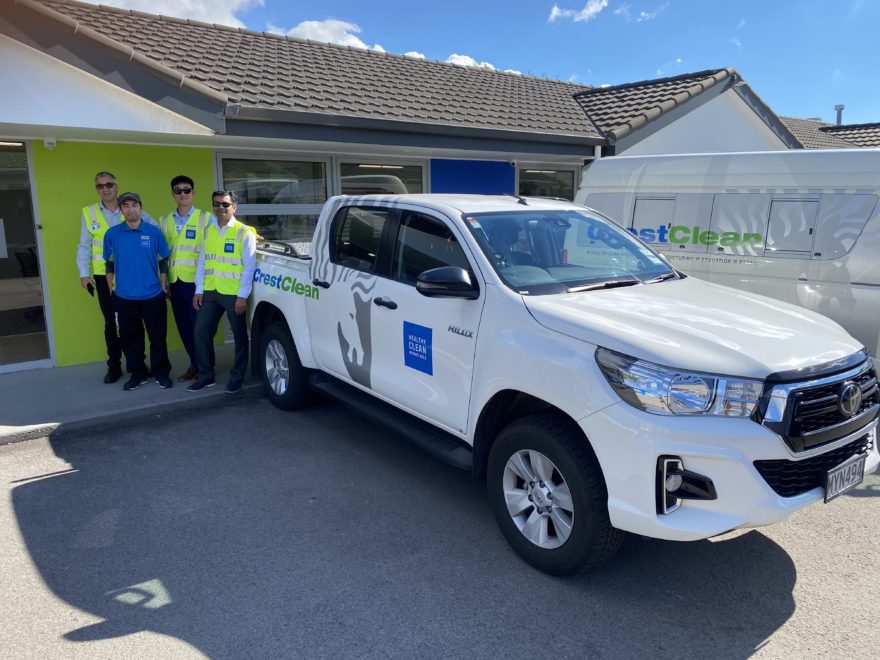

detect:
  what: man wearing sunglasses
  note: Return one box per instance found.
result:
[76,171,156,383]
[188,191,256,394]
[159,175,210,382]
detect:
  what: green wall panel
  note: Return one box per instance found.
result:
[31,141,214,366]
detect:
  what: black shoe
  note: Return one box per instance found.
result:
[225,380,243,394]
[187,378,216,392]
[123,376,149,391]
[103,368,122,384]
[156,375,174,389]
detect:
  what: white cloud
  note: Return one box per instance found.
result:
[737,18,746,29]
[404,51,426,59]
[446,53,496,70]
[614,2,668,22]
[599,83,611,88]
[548,0,609,23]
[84,0,263,29]
[279,18,384,51]
[727,37,742,48]
[655,57,683,76]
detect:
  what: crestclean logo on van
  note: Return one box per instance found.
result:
[253,268,320,299]
[627,225,763,248]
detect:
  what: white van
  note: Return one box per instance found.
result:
[575,149,880,356]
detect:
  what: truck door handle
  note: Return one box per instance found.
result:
[373,297,398,310]
[312,278,330,289]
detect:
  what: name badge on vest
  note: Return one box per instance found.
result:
[141,235,151,249]
[224,241,235,254]
[186,229,197,239]
[91,221,100,231]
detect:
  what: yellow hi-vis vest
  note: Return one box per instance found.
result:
[83,203,112,276]
[203,221,247,296]
[160,208,207,284]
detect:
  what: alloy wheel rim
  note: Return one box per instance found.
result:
[501,449,574,549]
[265,339,290,395]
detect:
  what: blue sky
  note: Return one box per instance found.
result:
[97,0,876,125]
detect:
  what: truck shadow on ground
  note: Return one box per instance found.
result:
[11,398,795,659]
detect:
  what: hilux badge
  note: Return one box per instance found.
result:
[837,381,862,417]
[448,325,473,339]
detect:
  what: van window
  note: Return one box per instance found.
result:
[331,206,392,273]
[708,194,770,256]
[765,200,818,256]
[813,194,879,260]
[632,197,679,247]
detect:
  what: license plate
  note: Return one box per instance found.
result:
[824,452,867,502]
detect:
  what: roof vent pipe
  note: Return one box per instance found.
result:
[834,104,845,125]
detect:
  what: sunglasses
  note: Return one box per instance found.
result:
[212,201,234,208]
[173,187,193,195]
[95,182,116,190]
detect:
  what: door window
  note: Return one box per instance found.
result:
[331,206,393,272]
[391,212,471,284]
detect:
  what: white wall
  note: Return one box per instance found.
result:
[0,34,212,136]
[619,91,789,155]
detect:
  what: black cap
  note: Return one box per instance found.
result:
[118,191,141,204]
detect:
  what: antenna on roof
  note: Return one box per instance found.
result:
[512,195,528,205]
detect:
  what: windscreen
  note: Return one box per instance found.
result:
[463,209,677,295]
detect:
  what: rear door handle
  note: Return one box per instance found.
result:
[373,297,398,310]
[312,278,330,289]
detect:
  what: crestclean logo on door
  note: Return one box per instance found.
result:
[626,225,763,247]
[253,268,320,299]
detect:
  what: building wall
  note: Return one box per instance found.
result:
[431,160,515,194]
[619,92,789,155]
[31,141,214,366]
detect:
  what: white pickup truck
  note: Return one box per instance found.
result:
[249,194,879,575]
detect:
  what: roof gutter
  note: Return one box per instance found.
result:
[226,105,606,147]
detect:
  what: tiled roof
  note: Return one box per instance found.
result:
[821,122,880,148]
[40,0,600,139]
[573,69,735,141]
[779,116,856,149]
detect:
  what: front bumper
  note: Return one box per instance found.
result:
[580,402,880,541]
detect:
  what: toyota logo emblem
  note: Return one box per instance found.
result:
[838,382,862,417]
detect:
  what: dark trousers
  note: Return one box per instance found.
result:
[114,293,171,380]
[169,279,198,370]
[194,290,248,384]
[94,274,122,371]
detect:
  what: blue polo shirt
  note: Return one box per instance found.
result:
[103,220,171,300]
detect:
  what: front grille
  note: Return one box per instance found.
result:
[754,434,874,497]
[790,371,879,437]
[762,361,880,452]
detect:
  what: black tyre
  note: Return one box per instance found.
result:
[487,412,624,575]
[259,322,312,410]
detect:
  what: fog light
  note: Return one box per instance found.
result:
[665,473,683,492]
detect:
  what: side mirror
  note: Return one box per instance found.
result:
[416,266,479,300]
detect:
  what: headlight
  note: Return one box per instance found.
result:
[596,348,762,417]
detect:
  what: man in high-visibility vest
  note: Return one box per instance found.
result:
[188,190,256,394]
[159,175,210,382]
[76,171,156,383]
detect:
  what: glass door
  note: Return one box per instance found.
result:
[0,142,49,365]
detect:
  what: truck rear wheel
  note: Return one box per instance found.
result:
[487,413,623,575]
[259,322,312,410]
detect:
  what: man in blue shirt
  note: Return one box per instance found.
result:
[103,192,173,391]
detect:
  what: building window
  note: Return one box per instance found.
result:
[518,168,576,201]
[219,157,327,241]
[340,163,423,195]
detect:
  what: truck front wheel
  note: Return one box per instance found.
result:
[259,322,312,410]
[487,413,624,575]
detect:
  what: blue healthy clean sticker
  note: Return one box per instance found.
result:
[403,321,433,375]
[185,229,196,239]
[224,242,235,253]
